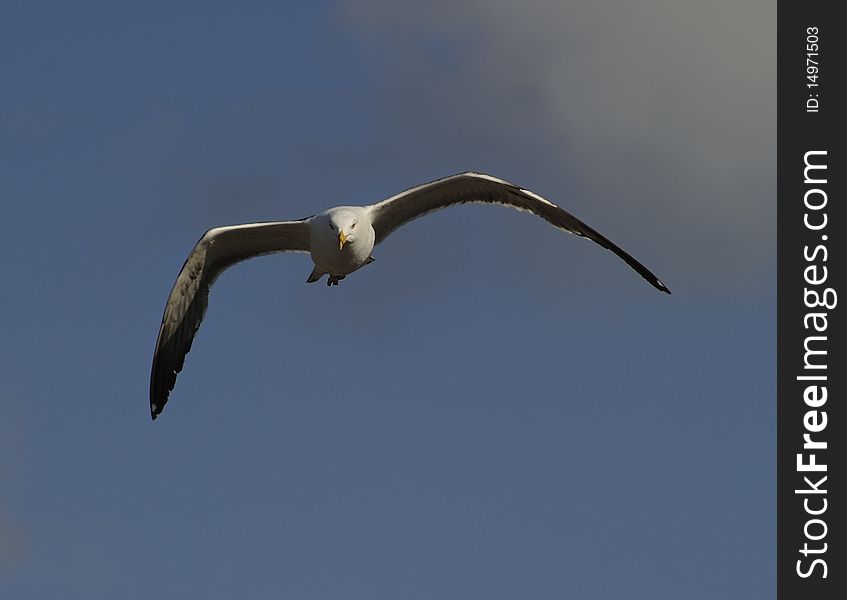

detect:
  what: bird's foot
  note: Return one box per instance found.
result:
[327,275,345,286]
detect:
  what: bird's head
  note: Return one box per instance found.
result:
[328,210,360,250]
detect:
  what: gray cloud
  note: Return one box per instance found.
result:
[339,0,776,288]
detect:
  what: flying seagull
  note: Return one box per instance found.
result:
[150,172,670,419]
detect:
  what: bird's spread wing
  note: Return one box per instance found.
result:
[366,172,670,294]
[150,220,311,419]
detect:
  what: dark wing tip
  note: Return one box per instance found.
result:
[650,276,671,294]
[638,271,671,295]
[150,346,182,421]
[149,373,168,420]
[149,329,185,421]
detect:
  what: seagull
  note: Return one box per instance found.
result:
[150,172,670,419]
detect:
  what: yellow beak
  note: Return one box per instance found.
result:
[338,230,347,250]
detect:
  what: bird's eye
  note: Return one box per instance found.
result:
[351,222,357,229]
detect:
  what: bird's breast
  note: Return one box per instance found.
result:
[311,232,374,275]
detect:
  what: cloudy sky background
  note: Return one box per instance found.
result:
[1,1,774,597]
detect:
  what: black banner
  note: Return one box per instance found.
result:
[778,2,845,598]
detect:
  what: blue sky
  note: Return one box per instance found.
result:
[1,1,774,597]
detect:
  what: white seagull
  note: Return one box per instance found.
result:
[150,172,670,419]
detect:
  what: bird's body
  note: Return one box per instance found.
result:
[150,172,670,419]
[307,207,375,284]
